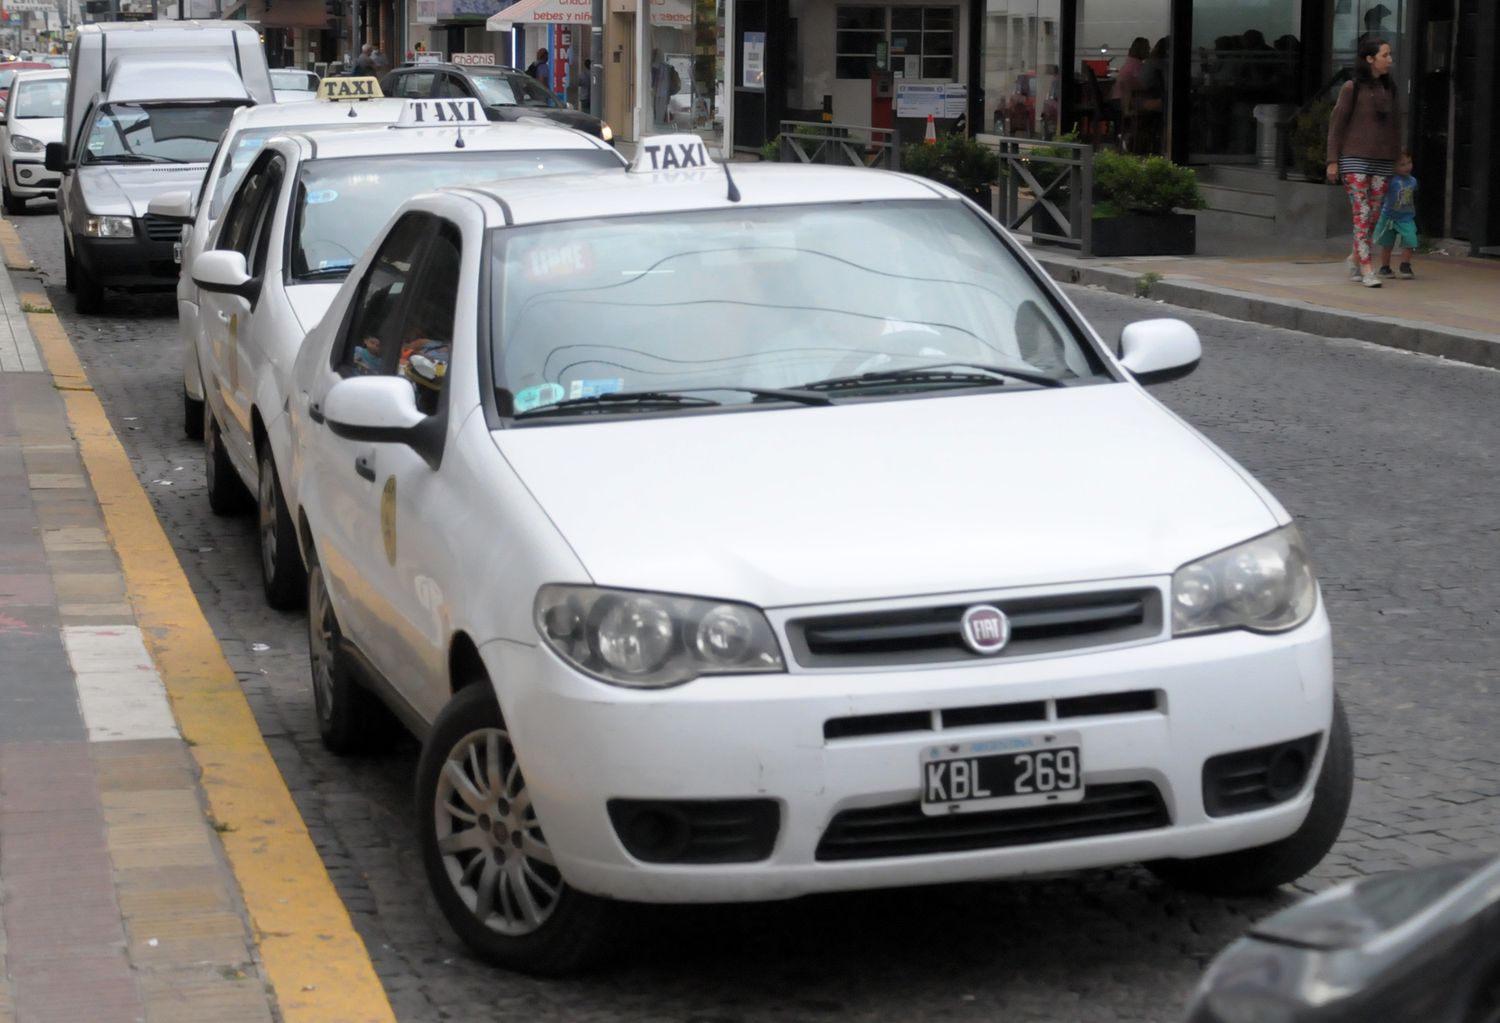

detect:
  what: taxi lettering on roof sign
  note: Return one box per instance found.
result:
[631,134,712,173]
[318,76,384,101]
[397,98,486,127]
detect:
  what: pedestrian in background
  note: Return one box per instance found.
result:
[1374,149,1419,279]
[1326,37,1400,288]
[528,49,550,83]
[352,43,375,77]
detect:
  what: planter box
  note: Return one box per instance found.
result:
[1274,178,1349,239]
[1089,212,1196,256]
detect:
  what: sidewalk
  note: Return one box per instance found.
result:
[0,224,395,1022]
[1023,230,1500,370]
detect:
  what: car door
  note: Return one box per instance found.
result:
[201,152,283,470]
[300,212,434,669]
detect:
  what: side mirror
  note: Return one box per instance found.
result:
[147,189,195,225]
[191,250,259,302]
[1118,318,1201,385]
[323,376,445,467]
[44,141,70,173]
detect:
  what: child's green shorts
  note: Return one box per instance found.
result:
[1374,216,1419,250]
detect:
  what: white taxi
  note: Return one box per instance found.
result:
[193,98,624,609]
[0,68,67,213]
[288,137,1351,975]
[145,81,405,440]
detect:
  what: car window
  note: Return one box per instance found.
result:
[397,224,460,415]
[271,69,316,91]
[12,79,65,118]
[393,71,435,98]
[216,155,277,259]
[206,128,275,219]
[239,160,284,276]
[339,213,434,378]
[82,102,240,165]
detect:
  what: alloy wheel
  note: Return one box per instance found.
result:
[433,727,561,936]
[258,463,278,584]
[308,564,337,726]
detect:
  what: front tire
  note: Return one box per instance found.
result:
[183,390,204,440]
[258,446,306,610]
[63,239,76,293]
[417,683,621,975]
[1148,694,1354,896]
[73,255,104,314]
[307,555,393,754]
[204,410,250,516]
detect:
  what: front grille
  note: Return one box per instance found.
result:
[816,782,1169,861]
[607,798,779,864]
[823,689,1160,742]
[787,588,1161,668]
[1203,734,1321,817]
[140,215,182,242]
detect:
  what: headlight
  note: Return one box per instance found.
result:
[83,215,135,238]
[1172,524,1318,636]
[10,135,42,153]
[600,122,614,143]
[535,585,784,688]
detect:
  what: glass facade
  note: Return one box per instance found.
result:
[646,0,726,148]
[1074,0,1170,154]
[983,0,1062,137]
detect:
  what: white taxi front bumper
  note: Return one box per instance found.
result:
[481,605,1333,905]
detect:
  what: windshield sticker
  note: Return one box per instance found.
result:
[306,189,339,205]
[317,258,355,270]
[523,241,594,283]
[568,378,622,400]
[238,137,265,149]
[512,382,566,413]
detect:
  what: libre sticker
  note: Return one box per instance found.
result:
[513,382,566,413]
[306,189,339,204]
[523,241,594,283]
[568,378,623,400]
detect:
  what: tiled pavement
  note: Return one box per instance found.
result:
[0,292,276,1020]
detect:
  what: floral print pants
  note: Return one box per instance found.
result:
[1343,173,1389,274]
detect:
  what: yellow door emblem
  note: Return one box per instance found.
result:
[380,476,397,565]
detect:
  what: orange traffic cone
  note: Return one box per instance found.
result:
[923,114,937,144]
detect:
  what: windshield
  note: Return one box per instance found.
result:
[271,69,317,91]
[471,73,561,108]
[492,201,1103,416]
[13,78,65,118]
[83,102,240,165]
[289,148,621,281]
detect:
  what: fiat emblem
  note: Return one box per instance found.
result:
[960,605,1011,655]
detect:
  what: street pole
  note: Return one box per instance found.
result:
[589,0,601,118]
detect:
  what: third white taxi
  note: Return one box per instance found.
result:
[192,98,624,608]
[288,137,1351,975]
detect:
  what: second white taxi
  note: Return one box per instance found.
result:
[192,98,624,608]
[286,138,1352,975]
[0,68,66,213]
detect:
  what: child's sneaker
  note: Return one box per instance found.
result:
[1361,272,1383,288]
[1345,255,1360,280]
[1399,262,1415,279]
[1376,265,1395,280]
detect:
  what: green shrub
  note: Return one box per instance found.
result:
[899,133,1000,196]
[759,137,783,162]
[1091,150,1205,218]
[1290,94,1335,182]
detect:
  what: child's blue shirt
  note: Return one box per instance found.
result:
[1382,174,1418,222]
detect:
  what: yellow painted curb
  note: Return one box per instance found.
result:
[0,218,32,270]
[19,277,397,1020]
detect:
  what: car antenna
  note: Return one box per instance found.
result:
[723,159,740,203]
[454,126,466,149]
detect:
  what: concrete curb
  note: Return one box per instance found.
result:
[1031,253,1500,371]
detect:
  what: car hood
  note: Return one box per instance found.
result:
[285,282,343,334]
[492,385,1282,607]
[76,162,210,217]
[8,116,62,145]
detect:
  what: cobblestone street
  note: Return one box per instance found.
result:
[9,206,1500,1022]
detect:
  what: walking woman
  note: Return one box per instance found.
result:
[1327,38,1400,288]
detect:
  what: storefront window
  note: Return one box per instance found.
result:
[1188,0,1301,161]
[1074,0,1170,154]
[649,0,724,146]
[837,6,960,80]
[983,0,1062,137]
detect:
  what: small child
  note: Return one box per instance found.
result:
[1375,151,1419,279]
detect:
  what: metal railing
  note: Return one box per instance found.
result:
[978,134,1093,254]
[774,121,901,171]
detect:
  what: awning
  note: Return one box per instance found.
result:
[486,0,592,31]
[260,0,330,29]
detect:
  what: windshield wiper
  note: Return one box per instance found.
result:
[294,267,352,281]
[511,386,831,420]
[87,153,171,164]
[796,362,1067,394]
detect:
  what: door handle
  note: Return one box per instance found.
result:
[354,452,376,481]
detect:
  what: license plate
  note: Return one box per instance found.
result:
[920,731,1084,815]
[173,241,182,265]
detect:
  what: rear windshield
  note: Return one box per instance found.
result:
[288,148,620,281]
[471,73,560,109]
[12,78,65,118]
[271,69,317,90]
[83,102,241,165]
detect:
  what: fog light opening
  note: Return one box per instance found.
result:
[1265,747,1309,801]
[625,806,692,861]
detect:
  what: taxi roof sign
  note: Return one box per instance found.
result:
[631,134,713,173]
[319,76,383,101]
[396,97,486,128]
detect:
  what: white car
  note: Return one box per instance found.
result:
[0,68,66,213]
[148,94,408,440]
[287,137,1351,975]
[271,68,320,103]
[191,98,625,609]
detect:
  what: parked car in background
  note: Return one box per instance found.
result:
[43,55,68,70]
[380,62,613,142]
[271,68,319,103]
[0,61,51,111]
[1,69,67,213]
[1186,856,1500,1022]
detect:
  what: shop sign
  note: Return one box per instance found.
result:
[895,82,967,119]
[742,30,763,90]
[453,52,497,65]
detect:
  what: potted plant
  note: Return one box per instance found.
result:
[1088,149,1205,256]
[1289,95,1335,183]
[899,132,1000,206]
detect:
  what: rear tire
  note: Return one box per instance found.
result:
[257,445,306,610]
[417,683,622,975]
[203,410,250,516]
[183,390,204,440]
[307,554,394,755]
[1147,695,1353,896]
